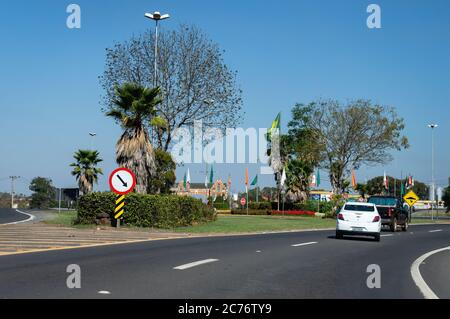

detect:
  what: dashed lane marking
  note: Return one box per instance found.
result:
[174,259,219,270]
[291,242,318,247]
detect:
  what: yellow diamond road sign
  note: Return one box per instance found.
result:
[403,190,419,207]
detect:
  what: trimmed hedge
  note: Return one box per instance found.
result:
[77,192,216,228]
[231,209,270,215]
[248,202,272,210]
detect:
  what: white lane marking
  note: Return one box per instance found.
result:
[256,250,262,253]
[0,210,36,226]
[98,290,111,295]
[410,246,450,299]
[429,230,442,233]
[174,259,219,270]
[291,242,318,247]
[381,234,394,237]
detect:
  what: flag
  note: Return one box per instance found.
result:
[245,167,249,187]
[251,174,258,186]
[351,170,357,189]
[186,168,191,191]
[310,174,317,187]
[267,112,281,141]
[280,168,287,187]
[316,169,321,187]
[209,165,214,184]
[383,171,389,190]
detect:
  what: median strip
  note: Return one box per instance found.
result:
[291,242,318,247]
[173,259,219,270]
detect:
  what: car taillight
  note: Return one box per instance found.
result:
[387,208,392,217]
[338,213,345,221]
[373,216,380,222]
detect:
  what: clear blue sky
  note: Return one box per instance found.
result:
[1,0,449,195]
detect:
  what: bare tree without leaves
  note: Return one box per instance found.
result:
[100,24,243,152]
[295,99,409,194]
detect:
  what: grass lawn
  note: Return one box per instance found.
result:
[172,215,337,233]
[43,210,78,226]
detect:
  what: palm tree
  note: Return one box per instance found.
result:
[70,150,103,195]
[106,83,162,194]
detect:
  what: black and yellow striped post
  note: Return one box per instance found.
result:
[115,194,125,228]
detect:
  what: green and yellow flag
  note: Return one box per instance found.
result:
[267,112,281,141]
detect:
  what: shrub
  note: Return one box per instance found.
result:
[77,192,216,228]
[294,200,334,215]
[248,202,272,210]
[272,210,316,216]
[231,209,271,215]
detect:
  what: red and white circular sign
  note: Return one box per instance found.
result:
[240,197,246,206]
[109,168,136,195]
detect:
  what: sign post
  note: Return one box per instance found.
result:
[240,197,246,213]
[109,168,136,228]
[403,190,419,223]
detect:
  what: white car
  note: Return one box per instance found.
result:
[336,202,381,241]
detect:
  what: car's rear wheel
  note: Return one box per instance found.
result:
[390,218,398,232]
[402,220,408,232]
[374,234,381,242]
[336,230,343,239]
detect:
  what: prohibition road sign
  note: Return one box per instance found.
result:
[240,197,246,206]
[109,168,136,195]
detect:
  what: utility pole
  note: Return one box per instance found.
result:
[9,176,20,208]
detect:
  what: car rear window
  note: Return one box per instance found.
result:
[344,204,375,212]
[368,197,397,206]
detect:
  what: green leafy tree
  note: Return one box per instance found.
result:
[366,176,429,199]
[292,100,409,194]
[106,83,162,194]
[355,183,369,199]
[269,105,324,203]
[70,150,103,195]
[148,149,176,194]
[29,177,56,209]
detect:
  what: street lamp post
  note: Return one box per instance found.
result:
[9,176,20,208]
[427,124,438,220]
[144,11,170,86]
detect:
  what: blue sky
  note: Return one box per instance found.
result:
[1,0,449,195]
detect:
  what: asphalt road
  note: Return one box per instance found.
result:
[0,223,449,299]
[0,208,31,225]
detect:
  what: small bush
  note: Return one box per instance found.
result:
[231,208,271,215]
[77,192,216,228]
[293,200,334,215]
[248,202,272,210]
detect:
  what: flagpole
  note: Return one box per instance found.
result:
[246,186,249,215]
[256,186,259,203]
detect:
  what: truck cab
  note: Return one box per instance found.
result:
[367,196,409,232]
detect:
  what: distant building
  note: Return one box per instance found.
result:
[172,180,229,199]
